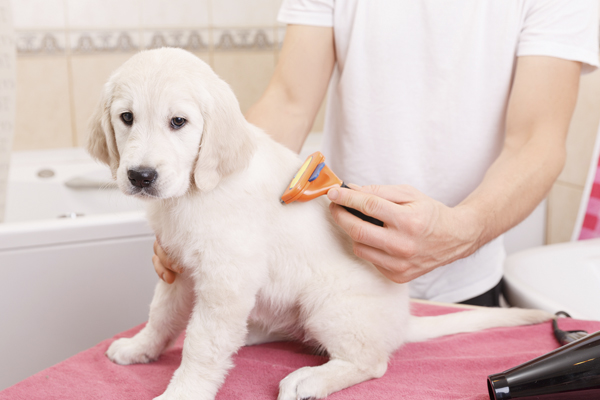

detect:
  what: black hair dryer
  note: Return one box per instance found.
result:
[487,329,600,399]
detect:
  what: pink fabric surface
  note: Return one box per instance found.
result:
[2,302,600,400]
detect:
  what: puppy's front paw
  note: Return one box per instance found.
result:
[106,337,160,365]
[152,382,206,400]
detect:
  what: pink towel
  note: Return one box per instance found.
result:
[2,302,599,400]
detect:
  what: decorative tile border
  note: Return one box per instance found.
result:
[12,21,600,56]
[16,27,279,55]
[213,27,274,50]
[70,30,142,53]
[141,29,210,51]
[16,31,67,54]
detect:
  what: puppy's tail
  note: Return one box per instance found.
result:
[405,307,553,343]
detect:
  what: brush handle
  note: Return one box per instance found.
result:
[341,183,384,227]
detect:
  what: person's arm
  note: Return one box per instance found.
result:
[327,56,581,283]
[245,24,335,151]
[153,24,336,282]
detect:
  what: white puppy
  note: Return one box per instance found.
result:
[88,48,551,400]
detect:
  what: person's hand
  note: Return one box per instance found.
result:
[327,185,483,283]
[152,239,182,284]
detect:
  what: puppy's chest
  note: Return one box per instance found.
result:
[147,198,265,267]
[147,202,213,265]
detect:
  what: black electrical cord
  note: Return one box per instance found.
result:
[553,311,588,346]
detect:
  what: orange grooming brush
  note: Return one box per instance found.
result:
[281,152,383,226]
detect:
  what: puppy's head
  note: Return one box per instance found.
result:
[87,48,255,199]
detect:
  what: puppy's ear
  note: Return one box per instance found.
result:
[194,80,256,192]
[87,81,120,178]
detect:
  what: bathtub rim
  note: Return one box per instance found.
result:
[0,210,153,251]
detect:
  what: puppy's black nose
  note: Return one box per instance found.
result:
[127,168,158,188]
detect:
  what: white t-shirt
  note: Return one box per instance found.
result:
[278,0,600,302]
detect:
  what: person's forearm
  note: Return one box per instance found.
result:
[457,56,580,253]
[245,87,315,153]
[245,25,335,153]
[457,130,566,251]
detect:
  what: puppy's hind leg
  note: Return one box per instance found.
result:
[278,294,405,400]
[106,275,194,365]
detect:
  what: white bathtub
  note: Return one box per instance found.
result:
[0,148,157,391]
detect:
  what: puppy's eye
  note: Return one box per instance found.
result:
[171,117,187,129]
[121,112,134,126]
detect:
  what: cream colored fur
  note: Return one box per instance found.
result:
[88,48,552,400]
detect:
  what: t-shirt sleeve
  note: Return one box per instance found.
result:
[518,0,599,73]
[277,0,334,27]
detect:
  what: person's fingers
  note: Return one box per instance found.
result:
[153,240,180,283]
[328,202,388,249]
[343,185,431,232]
[327,186,389,221]
[153,254,171,283]
[162,269,176,284]
[345,182,362,190]
[351,242,423,284]
[154,240,170,265]
[153,239,182,274]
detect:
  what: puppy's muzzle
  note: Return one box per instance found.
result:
[128,168,158,188]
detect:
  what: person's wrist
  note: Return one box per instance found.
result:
[452,204,486,257]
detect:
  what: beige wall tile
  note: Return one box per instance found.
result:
[13,0,65,30]
[191,51,211,66]
[274,0,285,20]
[65,0,141,29]
[70,51,211,147]
[212,51,275,113]
[546,182,584,244]
[142,0,209,28]
[69,53,137,147]
[211,0,279,27]
[559,68,600,186]
[14,56,73,150]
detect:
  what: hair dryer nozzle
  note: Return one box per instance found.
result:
[487,330,600,399]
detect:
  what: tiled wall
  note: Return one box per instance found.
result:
[9,0,600,244]
[547,68,600,243]
[12,0,328,151]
